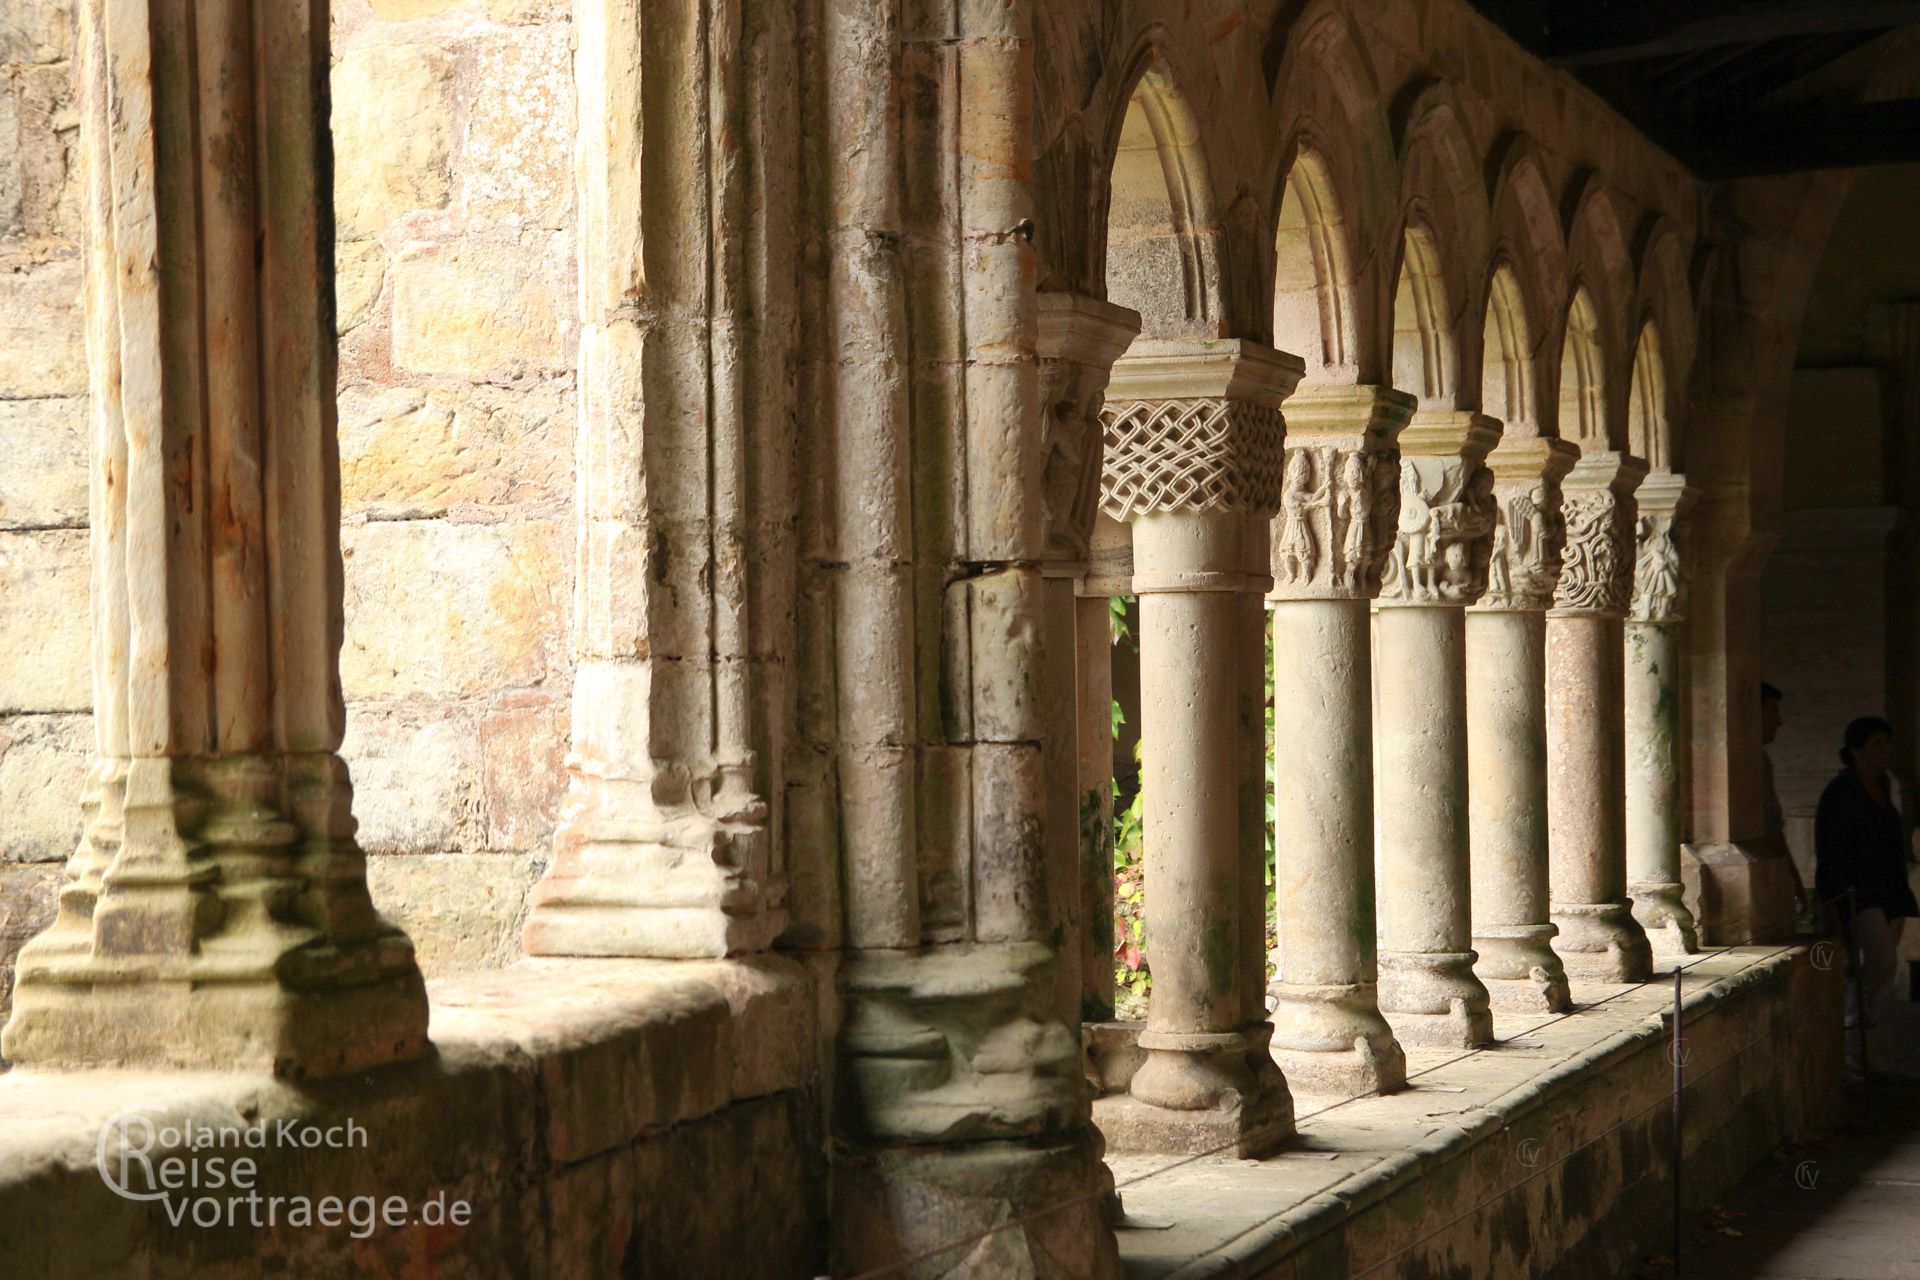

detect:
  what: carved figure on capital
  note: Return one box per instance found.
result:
[1269,446,1399,596]
[1379,458,1497,605]
[1040,387,1106,565]
[1629,513,1684,622]
[1481,483,1566,611]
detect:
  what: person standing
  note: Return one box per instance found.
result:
[1761,682,1807,916]
[1815,716,1920,1079]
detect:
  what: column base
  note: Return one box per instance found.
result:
[1629,879,1700,955]
[1681,842,1801,946]
[831,1132,1121,1279]
[1378,951,1494,1047]
[1472,924,1573,1013]
[1551,902,1654,982]
[1267,980,1408,1095]
[523,795,783,958]
[1099,1024,1294,1156]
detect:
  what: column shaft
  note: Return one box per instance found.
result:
[1270,599,1406,1091]
[1545,455,1654,981]
[1375,605,1493,1044]
[2,0,426,1076]
[1076,595,1118,1022]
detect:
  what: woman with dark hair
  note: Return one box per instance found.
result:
[1815,716,1919,1079]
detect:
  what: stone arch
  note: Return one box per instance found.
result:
[1102,46,1225,338]
[1485,134,1567,437]
[1391,216,1457,406]
[1627,318,1670,468]
[1271,141,1360,376]
[1631,214,1697,469]
[1263,0,1399,383]
[1482,259,1540,433]
[1392,78,1491,410]
[1559,284,1610,450]
[1563,172,1635,448]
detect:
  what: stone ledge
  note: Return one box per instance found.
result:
[0,955,820,1278]
[1110,947,1842,1279]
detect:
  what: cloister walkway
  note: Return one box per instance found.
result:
[1682,1007,1920,1280]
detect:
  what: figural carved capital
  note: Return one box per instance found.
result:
[1377,412,1503,607]
[1474,438,1580,613]
[1266,385,1414,601]
[1628,471,1697,624]
[1099,339,1304,523]
[1552,452,1649,617]
[1036,294,1142,570]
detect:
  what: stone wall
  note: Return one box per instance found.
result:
[0,1,580,1022]
[0,0,83,1023]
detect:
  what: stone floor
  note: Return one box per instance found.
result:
[1671,1005,1920,1280]
[1107,947,1833,1279]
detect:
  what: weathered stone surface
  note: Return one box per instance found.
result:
[0,397,85,528]
[0,861,59,1027]
[338,382,570,518]
[341,518,565,700]
[0,62,79,242]
[0,530,88,712]
[0,258,83,398]
[330,43,454,240]
[368,0,464,19]
[341,704,487,853]
[390,235,569,377]
[458,26,573,229]
[334,239,385,334]
[367,853,541,974]
[0,0,73,64]
[480,692,567,849]
[0,713,87,862]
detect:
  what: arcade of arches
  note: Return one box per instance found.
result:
[1,0,1915,1276]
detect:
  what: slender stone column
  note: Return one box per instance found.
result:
[1036,294,1142,1026]
[1626,473,1700,955]
[1468,440,1578,1012]
[1264,385,1412,1095]
[2,0,427,1075]
[1548,453,1655,982]
[1372,412,1501,1047]
[1097,339,1299,1155]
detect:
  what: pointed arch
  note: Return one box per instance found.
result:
[1392,218,1456,406]
[1392,79,1491,411]
[1632,214,1697,469]
[1262,0,1398,382]
[1482,260,1539,433]
[1103,50,1223,338]
[1559,285,1609,450]
[1563,173,1634,448]
[1627,319,1670,468]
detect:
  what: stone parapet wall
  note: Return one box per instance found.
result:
[0,956,821,1277]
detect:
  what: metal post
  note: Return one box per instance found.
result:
[1672,967,1684,1277]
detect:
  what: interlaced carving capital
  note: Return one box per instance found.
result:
[1629,511,1685,622]
[1099,397,1287,521]
[1269,445,1401,599]
[1378,456,1497,606]
[1477,480,1567,612]
[1554,490,1636,615]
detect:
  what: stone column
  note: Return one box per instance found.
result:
[1098,339,1299,1155]
[1036,294,1142,1025]
[2,0,428,1076]
[1626,473,1700,956]
[1264,385,1412,1095]
[1372,412,1501,1047]
[522,0,788,959]
[1548,453,1655,982]
[1468,439,1578,1013]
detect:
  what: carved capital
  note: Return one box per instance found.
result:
[1474,438,1580,613]
[1629,471,1697,623]
[1099,340,1303,523]
[1552,452,1649,617]
[1036,294,1142,568]
[1266,385,1414,601]
[1378,412,1503,607]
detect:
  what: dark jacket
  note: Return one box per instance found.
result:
[1814,769,1920,920]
